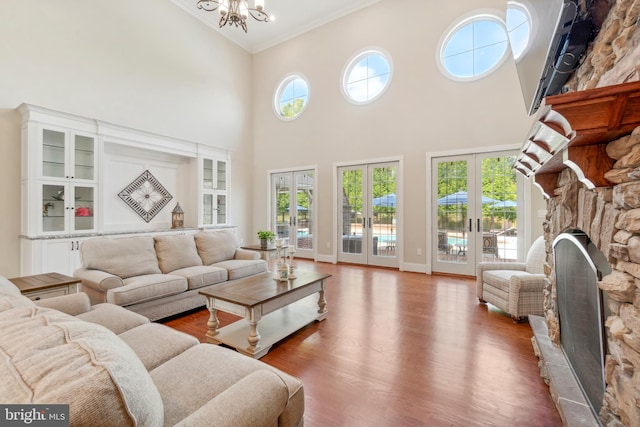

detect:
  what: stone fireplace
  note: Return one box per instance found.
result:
[514,1,640,425]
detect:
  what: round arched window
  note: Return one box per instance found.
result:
[342,49,392,105]
[506,3,531,61]
[439,14,509,81]
[274,74,309,120]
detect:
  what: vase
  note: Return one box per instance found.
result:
[260,238,268,248]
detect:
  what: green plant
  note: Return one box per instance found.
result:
[257,230,276,241]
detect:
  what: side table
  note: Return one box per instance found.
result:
[241,244,287,261]
[9,272,80,301]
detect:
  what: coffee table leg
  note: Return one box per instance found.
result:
[205,298,220,343]
[247,310,262,353]
[317,281,328,320]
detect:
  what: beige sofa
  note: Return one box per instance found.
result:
[74,229,267,321]
[0,275,304,426]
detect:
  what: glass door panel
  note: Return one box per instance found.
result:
[42,129,66,178]
[203,194,214,225]
[294,171,313,252]
[479,154,519,261]
[216,194,226,224]
[340,168,365,258]
[273,173,291,242]
[73,135,95,180]
[216,160,227,191]
[74,186,94,231]
[435,159,471,271]
[42,184,66,233]
[203,159,214,189]
[371,165,397,259]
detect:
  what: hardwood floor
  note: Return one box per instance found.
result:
[162,260,562,426]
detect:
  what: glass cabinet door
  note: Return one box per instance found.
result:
[73,185,94,231]
[42,184,66,233]
[73,134,95,181]
[216,160,227,191]
[217,194,227,224]
[203,194,214,225]
[42,129,66,178]
[203,159,214,189]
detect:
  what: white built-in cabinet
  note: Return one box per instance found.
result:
[19,104,231,276]
[200,156,228,227]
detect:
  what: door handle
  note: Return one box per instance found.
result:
[368,217,372,229]
[477,218,480,232]
[468,218,472,232]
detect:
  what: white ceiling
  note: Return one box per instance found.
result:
[171,0,382,53]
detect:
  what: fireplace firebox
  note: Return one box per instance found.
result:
[553,230,611,417]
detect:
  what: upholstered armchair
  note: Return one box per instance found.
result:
[476,236,547,322]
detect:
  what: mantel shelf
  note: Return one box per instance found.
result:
[515,80,640,198]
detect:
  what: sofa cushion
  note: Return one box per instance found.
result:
[151,344,304,427]
[76,303,150,334]
[214,259,268,280]
[0,306,163,426]
[107,274,188,307]
[482,270,517,293]
[154,234,203,274]
[170,265,228,290]
[81,236,161,279]
[195,229,239,265]
[119,323,199,371]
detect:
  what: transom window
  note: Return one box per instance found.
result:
[439,14,509,81]
[342,49,392,105]
[274,74,309,121]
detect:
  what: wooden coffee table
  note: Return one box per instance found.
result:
[199,270,330,359]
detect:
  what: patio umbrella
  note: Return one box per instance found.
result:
[437,190,500,206]
[372,193,396,208]
[491,200,517,208]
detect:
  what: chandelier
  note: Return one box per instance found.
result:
[196,0,270,33]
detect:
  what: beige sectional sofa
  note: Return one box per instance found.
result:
[0,274,304,426]
[74,229,267,320]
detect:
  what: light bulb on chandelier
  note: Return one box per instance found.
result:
[196,0,271,33]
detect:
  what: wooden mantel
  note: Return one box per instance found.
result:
[515,80,640,198]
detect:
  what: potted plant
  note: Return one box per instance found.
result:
[257,230,276,248]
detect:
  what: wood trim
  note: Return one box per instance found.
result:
[516,81,640,197]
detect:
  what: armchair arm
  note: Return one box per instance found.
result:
[74,268,124,292]
[476,262,527,299]
[234,248,261,260]
[35,292,91,316]
[511,274,547,293]
[175,370,288,427]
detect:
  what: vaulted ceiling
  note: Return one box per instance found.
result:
[171,0,382,53]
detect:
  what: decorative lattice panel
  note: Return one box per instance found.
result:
[118,170,173,223]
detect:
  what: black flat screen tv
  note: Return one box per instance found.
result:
[508,0,592,116]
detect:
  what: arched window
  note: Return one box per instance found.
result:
[274,74,309,120]
[342,49,392,105]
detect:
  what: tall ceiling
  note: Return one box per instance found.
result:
[171,0,382,53]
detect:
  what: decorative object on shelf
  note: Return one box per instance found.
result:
[171,202,184,229]
[196,0,270,33]
[257,229,276,249]
[75,206,91,217]
[43,202,54,217]
[118,170,173,223]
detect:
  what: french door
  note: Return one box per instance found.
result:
[338,162,399,268]
[271,170,314,259]
[432,151,521,276]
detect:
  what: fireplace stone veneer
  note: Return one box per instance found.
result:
[535,127,640,426]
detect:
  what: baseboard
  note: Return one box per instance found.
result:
[402,262,428,274]
[316,254,336,264]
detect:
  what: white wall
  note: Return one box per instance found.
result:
[0,0,253,276]
[251,0,545,268]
